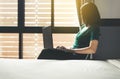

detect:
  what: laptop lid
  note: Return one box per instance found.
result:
[42,26,53,48]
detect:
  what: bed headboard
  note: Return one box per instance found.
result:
[93,26,120,60]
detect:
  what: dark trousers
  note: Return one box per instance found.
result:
[37,48,87,60]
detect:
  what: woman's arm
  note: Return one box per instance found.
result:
[70,40,99,54]
[59,40,99,54]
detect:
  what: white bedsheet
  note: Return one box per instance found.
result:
[0,59,120,79]
[107,59,120,69]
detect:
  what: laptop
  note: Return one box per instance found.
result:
[42,26,53,48]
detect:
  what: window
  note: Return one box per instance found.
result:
[0,0,44,59]
[0,0,18,58]
[0,33,18,58]
[23,33,43,59]
[24,0,51,58]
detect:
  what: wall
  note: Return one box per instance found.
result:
[95,0,120,19]
[94,26,120,60]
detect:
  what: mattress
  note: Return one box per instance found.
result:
[0,59,120,79]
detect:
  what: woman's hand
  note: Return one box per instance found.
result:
[56,46,69,52]
[56,46,66,49]
[56,46,74,53]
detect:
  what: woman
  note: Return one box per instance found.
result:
[38,2,101,60]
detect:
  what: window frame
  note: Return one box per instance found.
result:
[0,0,42,59]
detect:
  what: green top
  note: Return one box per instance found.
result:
[72,24,100,49]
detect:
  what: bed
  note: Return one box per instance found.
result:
[0,59,120,79]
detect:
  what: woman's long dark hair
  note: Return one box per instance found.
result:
[80,2,101,27]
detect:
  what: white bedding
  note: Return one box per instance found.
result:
[107,59,120,69]
[0,59,120,79]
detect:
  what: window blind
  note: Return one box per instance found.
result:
[25,0,51,26]
[0,33,18,58]
[0,0,18,58]
[0,0,17,26]
[24,0,49,58]
[53,0,79,50]
[23,34,43,59]
[54,0,79,27]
